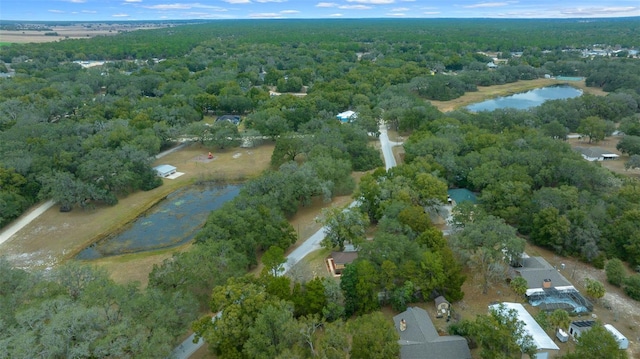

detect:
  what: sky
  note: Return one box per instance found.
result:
[1,0,639,21]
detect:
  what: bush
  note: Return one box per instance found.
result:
[605,258,626,287]
[592,253,606,269]
[623,274,640,301]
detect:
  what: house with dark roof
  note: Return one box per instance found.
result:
[515,255,592,313]
[326,251,358,277]
[574,146,619,161]
[568,320,595,339]
[516,256,572,291]
[393,307,471,359]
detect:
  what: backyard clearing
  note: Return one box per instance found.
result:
[0,142,274,273]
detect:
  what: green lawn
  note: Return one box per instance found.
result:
[0,42,13,47]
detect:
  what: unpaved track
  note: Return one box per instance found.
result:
[0,200,55,247]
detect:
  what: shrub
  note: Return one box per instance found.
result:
[623,274,640,301]
[605,258,626,287]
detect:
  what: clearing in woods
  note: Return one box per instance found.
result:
[0,143,274,275]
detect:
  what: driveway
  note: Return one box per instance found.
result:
[170,122,403,358]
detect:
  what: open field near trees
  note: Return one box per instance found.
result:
[2,18,640,358]
[1,142,274,271]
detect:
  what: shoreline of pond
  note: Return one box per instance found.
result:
[428,78,605,112]
[465,84,583,112]
[73,180,243,261]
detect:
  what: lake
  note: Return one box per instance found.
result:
[76,184,241,260]
[466,85,583,112]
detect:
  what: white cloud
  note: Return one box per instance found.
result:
[339,5,372,9]
[464,2,510,8]
[124,0,142,2]
[387,12,406,16]
[143,3,226,11]
[316,2,337,8]
[559,6,638,16]
[256,0,287,2]
[66,0,86,3]
[280,10,300,14]
[491,4,640,18]
[112,13,130,17]
[249,12,283,18]
[329,13,343,17]
[48,9,65,13]
[346,0,394,3]
[222,0,252,3]
[392,7,409,11]
[423,11,440,15]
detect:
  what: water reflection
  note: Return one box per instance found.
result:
[466,85,583,112]
[76,184,240,260]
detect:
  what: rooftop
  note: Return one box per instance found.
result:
[574,146,619,159]
[490,302,560,351]
[517,256,572,289]
[393,307,471,359]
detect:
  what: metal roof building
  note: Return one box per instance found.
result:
[489,302,559,359]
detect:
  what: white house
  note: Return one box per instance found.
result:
[489,302,559,359]
[153,164,177,177]
[336,110,357,123]
[574,147,620,161]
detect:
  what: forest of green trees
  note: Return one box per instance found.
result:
[1,18,640,358]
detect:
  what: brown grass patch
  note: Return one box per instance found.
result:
[567,135,640,179]
[0,24,162,44]
[0,143,273,272]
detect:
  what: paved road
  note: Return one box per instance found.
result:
[379,123,398,170]
[170,122,403,359]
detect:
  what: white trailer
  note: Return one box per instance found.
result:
[604,324,629,350]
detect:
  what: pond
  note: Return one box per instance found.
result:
[76,184,241,260]
[466,85,583,112]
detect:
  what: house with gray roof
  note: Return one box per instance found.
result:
[393,307,471,359]
[515,255,592,313]
[574,146,619,161]
[516,256,572,292]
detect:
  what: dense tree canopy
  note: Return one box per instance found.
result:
[0,259,198,358]
[2,17,640,358]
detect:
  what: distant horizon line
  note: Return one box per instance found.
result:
[2,16,640,23]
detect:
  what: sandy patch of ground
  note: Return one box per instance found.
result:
[567,135,640,180]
